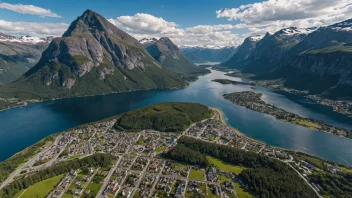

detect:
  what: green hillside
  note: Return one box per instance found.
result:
[114,102,214,132]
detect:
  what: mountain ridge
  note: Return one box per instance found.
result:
[0,9,188,101]
[222,18,352,99]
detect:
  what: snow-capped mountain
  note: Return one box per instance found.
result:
[248,35,263,42]
[0,34,53,44]
[0,33,53,84]
[139,38,158,47]
[278,27,317,36]
[222,18,352,100]
[180,45,227,50]
[330,19,352,32]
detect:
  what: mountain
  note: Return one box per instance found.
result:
[221,36,261,68]
[225,19,351,99]
[0,34,52,84]
[240,28,316,74]
[264,20,352,99]
[145,37,209,76]
[0,10,187,100]
[139,38,158,48]
[180,45,237,63]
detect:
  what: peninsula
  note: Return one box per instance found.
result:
[224,91,351,138]
[212,79,251,85]
[0,102,351,198]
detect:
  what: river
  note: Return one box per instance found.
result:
[1,69,352,165]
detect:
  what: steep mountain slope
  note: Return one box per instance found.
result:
[145,37,209,75]
[181,45,236,63]
[0,34,51,84]
[221,36,261,68]
[241,28,315,74]
[0,10,187,100]
[253,19,352,99]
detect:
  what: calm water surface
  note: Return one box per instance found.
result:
[1,69,352,165]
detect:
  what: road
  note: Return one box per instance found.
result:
[148,161,166,197]
[0,135,62,190]
[96,156,123,198]
[283,161,323,198]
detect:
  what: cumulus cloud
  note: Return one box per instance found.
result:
[0,20,68,37]
[109,13,183,36]
[109,13,244,47]
[0,2,61,18]
[216,0,352,30]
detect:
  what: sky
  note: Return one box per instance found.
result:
[0,0,351,47]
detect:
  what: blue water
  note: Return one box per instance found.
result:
[1,69,352,165]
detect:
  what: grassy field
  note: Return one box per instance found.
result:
[297,120,322,130]
[83,183,103,197]
[155,145,167,153]
[62,193,74,198]
[189,168,204,180]
[13,189,25,198]
[234,181,254,198]
[171,162,188,171]
[16,174,64,198]
[69,154,84,159]
[207,156,246,174]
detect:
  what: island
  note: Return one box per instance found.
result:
[212,79,251,86]
[0,102,351,198]
[223,91,351,138]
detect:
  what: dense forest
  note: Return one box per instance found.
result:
[165,144,208,166]
[309,172,352,197]
[166,136,317,198]
[0,136,54,185]
[114,102,214,132]
[0,153,115,198]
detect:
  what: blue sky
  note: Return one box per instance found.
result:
[0,0,351,46]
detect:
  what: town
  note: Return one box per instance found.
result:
[223,91,351,138]
[1,108,345,198]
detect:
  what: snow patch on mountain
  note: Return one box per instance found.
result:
[0,35,53,44]
[248,35,262,41]
[330,19,352,32]
[180,45,229,50]
[139,38,157,44]
[280,27,317,36]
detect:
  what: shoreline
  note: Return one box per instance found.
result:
[223,92,351,139]
[0,84,189,112]
[211,107,268,146]
[211,107,350,166]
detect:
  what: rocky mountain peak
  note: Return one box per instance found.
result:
[329,18,352,31]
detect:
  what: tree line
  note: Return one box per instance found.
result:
[0,153,115,198]
[166,136,318,198]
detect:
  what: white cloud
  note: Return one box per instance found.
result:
[0,20,68,37]
[109,13,244,47]
[109,13,183,35]
[0,2,61,18]
[216,0,352,30]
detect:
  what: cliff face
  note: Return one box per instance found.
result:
[0,36,51,84]
[221,36,260,68]
[289,51,352,85]
[223,19,352,99]
[0,10,187,100]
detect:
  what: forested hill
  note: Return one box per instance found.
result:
[166,136,318,198]
[114,102,214,132]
